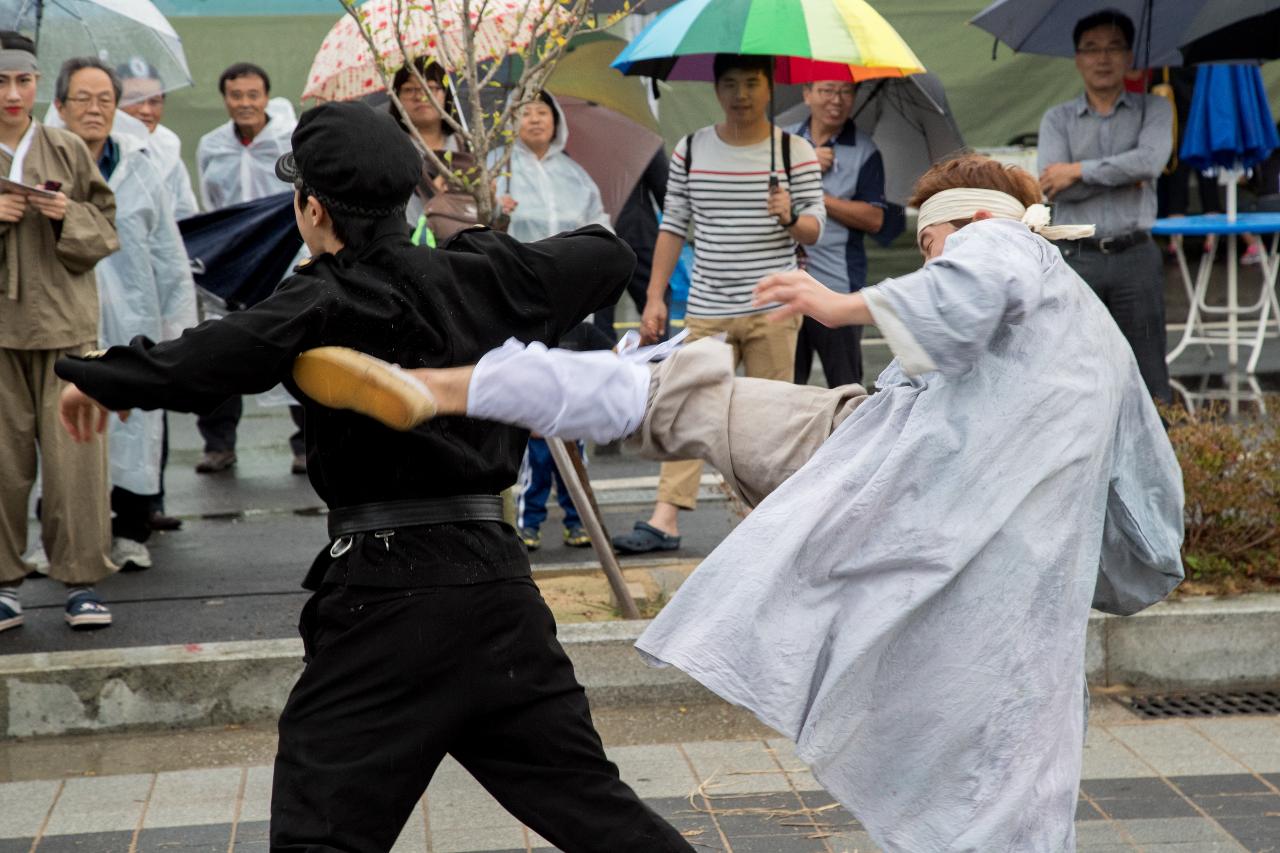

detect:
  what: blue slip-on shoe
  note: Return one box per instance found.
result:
[0,597,22,633]
[611,521,680,555]
[65,589,112,630]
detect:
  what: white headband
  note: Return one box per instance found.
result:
[0,49,39,74]
[916,188,1095,244]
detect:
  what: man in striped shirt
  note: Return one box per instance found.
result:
[613,53,826,555]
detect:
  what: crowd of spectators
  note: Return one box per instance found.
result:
[0,7,1245,631]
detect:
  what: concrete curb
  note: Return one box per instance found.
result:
[3,594,1278,738]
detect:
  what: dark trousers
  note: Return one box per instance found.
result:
[197,399,305,455]
[593,273,663,343]
[1062,239,1172,404]
[516,438,582,532]
[794,316,863,387]
[271,578,693,853]
[149,414,170,515]
[197,396,241,453]
[111,487,153,544]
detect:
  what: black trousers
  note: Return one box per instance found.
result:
[794,316,863,387]
[148,414,169,515]
[271,577,693,853]
[1061,239,1172,404]
[111,486,153,544]
[197,399,305,455]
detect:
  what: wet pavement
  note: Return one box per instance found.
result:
[0,698,1278,852]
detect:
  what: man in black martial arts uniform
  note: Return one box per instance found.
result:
[56,100,694,853]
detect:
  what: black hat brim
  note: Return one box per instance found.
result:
[275,151,300,185]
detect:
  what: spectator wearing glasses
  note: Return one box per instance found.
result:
[789,80,886,387]
[0,33,119,633]
[1038,10,1173,403]
[53,57,197,574]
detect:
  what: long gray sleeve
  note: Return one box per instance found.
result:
[1080,97,1173,187]
[1037,108,1105,203]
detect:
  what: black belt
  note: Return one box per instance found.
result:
[327,495,506,539]
[1070,230,1151,254]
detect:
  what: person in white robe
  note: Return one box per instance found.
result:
[54,60,197,572]
[193,63,304,475]
[195,65,295,212]
[290,154,1185,853]
[117,58,199,220]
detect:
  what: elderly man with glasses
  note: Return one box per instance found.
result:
[1038,10,1173,403]
[788,80,887,387]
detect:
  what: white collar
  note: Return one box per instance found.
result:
[2,119,37,181]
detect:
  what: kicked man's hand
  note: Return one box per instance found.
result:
[59,383,128,443]
[753,270,869,328]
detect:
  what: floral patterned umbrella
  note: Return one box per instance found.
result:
[302,0,571,102]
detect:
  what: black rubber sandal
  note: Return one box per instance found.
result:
[611,521,681,555]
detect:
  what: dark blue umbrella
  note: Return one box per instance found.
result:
[1180,64,1280,172]
[179,192,304,311]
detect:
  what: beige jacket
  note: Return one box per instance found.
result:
[0,120,119,350]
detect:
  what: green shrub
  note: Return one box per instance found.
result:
[1164,405,1280,588]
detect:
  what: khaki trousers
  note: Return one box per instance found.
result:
[634,337,867,509]
[656,313,802,510]
[0,345,113,586]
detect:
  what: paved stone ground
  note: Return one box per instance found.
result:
[1,710,1278,852]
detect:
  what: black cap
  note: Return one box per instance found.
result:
[276,100,421,217]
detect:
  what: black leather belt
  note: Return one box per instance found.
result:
[1070,230,1151,254]
[327,495,506,539]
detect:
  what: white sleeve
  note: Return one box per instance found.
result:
[466,340,650,444]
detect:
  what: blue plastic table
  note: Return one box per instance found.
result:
[1153,213,1280,373]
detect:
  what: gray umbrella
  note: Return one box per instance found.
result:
[777,73,966,206]
[4,0,192,103]
[971,0,1280,67]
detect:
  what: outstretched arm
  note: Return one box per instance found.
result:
[753,270,873,327]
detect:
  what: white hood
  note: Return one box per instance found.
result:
[497,91,611,242]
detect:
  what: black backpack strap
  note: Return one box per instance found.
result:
[780,130,793,186]
[682,132,695,174]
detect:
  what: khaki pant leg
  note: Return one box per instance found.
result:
[654,316,738,511]
[738,312,801,381]
[0,349,40,585]
[37,345,114,585]
[632,337,868,509]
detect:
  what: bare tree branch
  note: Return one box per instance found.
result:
[337,0,638,225]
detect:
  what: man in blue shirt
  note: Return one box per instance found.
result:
[791,81,886,386]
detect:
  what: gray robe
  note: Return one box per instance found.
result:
[636,219,1184,853]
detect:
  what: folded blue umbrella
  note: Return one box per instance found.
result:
[178,191,304,310]
[1180,64,1280,171]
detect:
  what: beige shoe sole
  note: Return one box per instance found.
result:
[293,347,437,431]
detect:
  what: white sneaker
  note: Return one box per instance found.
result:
[22,542,49,576]
[111,538,153,572]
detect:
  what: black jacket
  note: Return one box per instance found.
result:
[58,222,634,588]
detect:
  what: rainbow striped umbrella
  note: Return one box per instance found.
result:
[610,0,925,84]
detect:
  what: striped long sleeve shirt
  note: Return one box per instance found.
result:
[660,126,826,318]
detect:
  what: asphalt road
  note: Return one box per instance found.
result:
[9,402,742,655]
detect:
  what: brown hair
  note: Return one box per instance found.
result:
[909,153,1041,210]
